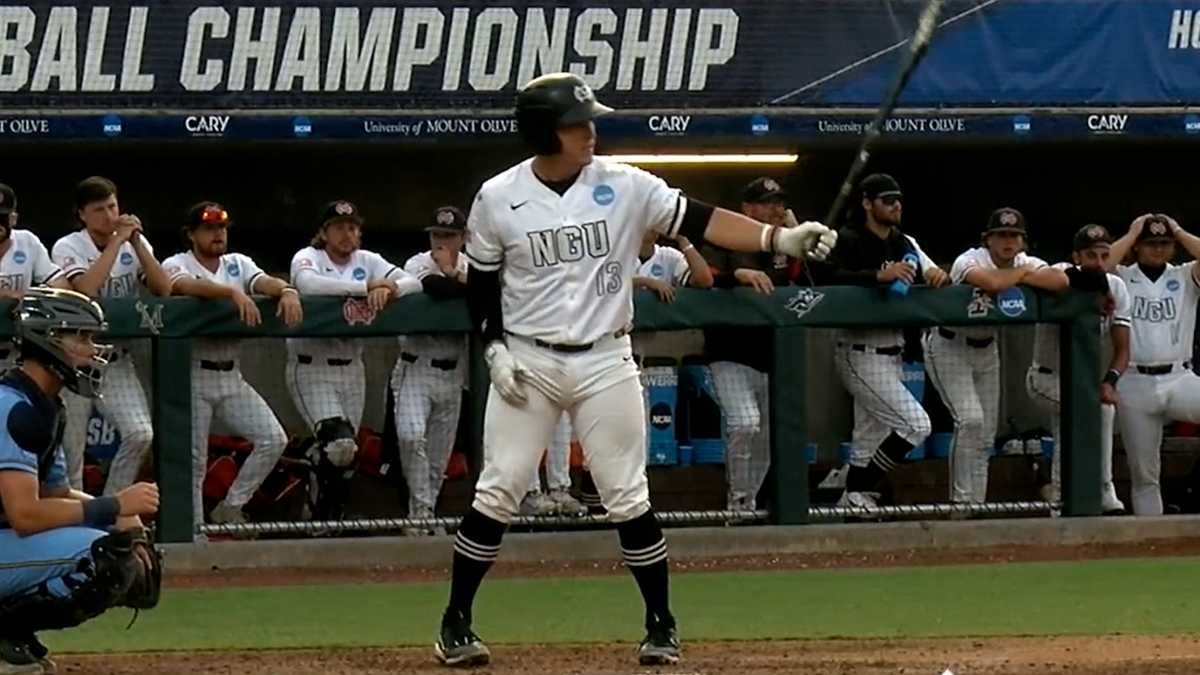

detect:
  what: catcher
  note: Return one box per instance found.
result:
[0,288,161,674]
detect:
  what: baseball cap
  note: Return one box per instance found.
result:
[742,177,787,204]
[1072,224,1113,251]
[426,206,467,232]
[319,200,363,227]
[860,173,902,200]
[0,184,16,216]
[1136,215,1174,243]
[185,201,230,230]
[983,207,1027,235]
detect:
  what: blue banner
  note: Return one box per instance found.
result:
[1,1,1199,112]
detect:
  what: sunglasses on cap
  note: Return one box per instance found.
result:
[199,206,229,225]
[877,194,902,206]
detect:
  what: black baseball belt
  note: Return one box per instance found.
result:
[515,327,631,354]
[1134,361,1191,376]
[842,343,902,356]
[937,327,995,349]
[297,354,354,366]
[401,352,458,371]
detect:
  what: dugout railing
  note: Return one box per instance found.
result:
[0,287,1103,543]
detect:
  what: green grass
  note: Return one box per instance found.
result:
[44,556,1200,654]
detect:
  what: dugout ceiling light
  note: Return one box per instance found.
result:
[596,154,800,165]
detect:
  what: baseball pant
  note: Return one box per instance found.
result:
[529,412,573,493]
[62,356,153,494]
[391,356,465,517]
[0,526,106,601]
[1026,366,1121,509]
[1115,368,1200,515]
[710,361,770,510]
[924,333,999,504]
[286,357,366,431]
[473,335,648,523]
[191,364,288,526]
[834,344,931,468]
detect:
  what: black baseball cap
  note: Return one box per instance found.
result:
[983,207,1027,235]
[0,184,16,216]
[319,200,363,227]
[860,173,902,200]
[184,201,231,230]
[1137,215,1174,243]
[426,206,467,232]
[1072,224,1113,251]
[742,177,787,204]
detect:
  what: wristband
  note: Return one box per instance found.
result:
[281,286,299,296]
[758,225,773,252]
[82,495,120,528]
[680,243,695,253]
[1102,369,1121,387]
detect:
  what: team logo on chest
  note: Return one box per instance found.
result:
[527,220,611,267]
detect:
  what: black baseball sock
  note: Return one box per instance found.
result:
[446,508,507,622]
[617,510,673,628]
[845,432,914,492]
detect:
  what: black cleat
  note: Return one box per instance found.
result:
[0,637,43,674]
[434,610,490,667]
[637,618,681,666]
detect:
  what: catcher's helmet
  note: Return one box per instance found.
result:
[515,72,613,155]
[14,288,112,398]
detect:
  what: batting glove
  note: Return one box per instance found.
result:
[485,341,528,405]
[777,222,838,261]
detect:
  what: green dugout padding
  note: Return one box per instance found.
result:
[0,286,1099,542]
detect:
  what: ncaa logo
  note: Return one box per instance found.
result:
[292,116,312,137]
[593,184,615,206]
[102,113,122,137]
[352,267,366,281]
[750,114,770,136]
[120,252,134,265]
[1013,115,1031,134]
[997,287,1027,317]
[1186,114,1200,134]
[651,263,664,278]
[226,262,240,277]
[650,402,673,430]
[1167,279,1181,292]
[12,251,25,264]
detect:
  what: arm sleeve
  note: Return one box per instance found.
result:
[1109,274,1132,327]
[465,191,504,272]
[30,238,64,286]
[633,168,688,238]
[51,237,88,279]
[814,229,880,286]
[422,275,467,300]
[467,266,504,344]
[702,244,738,289]
[237,254,266,294]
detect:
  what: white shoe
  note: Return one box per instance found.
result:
[819,465,850,490]
[547,488,586,516]
[836,491,879,509]
[519,491,558,517]
[1101,484,1126,514]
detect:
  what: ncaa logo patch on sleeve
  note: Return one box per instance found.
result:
[593,184,615,206]
[226,262,240,277]
[12,251,26,264]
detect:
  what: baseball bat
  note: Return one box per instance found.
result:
[821,0,947,228]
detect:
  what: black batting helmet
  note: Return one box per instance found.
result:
[515,73,613,156]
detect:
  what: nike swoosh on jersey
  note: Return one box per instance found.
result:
[510,200,529,210]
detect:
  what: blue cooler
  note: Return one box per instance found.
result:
[642,357,680,466]
[927,432,953,459]
[901,361,927,460]
[678,357,725,465]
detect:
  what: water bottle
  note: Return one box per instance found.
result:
[888,252,920,298]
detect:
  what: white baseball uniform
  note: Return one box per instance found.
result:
[1027,263,1129,512]
[52,230,154,494]
[0,230,65,371]
[392,250,468,519]
[925,247,1046,503]
[161,251,289,526]
[1113,261,1200,515]
[467,157,686,524]
[288,246,420,453]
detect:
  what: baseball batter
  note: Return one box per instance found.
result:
[393,206,470,532]
[0,184,72,374]
[816,174,948,510]
[52,177,172,495]
[0,288,160,675]
[434,72,836,668]
[1027,224,1129,514]
[926,208,1067,506]
[288,200,420,516]
[162,202,301,532]
[1105,214,1200,515]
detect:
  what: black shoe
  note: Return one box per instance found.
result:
[637,618,681,666]
[22,636,53,675]
[0,637,43,674]
[434,610,490,667]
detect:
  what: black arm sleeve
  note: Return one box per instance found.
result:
[422,275,467,300]
[467,265,504,344]
[1065,266,1110,293]
[679,198,716,242]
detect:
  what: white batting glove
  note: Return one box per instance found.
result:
[484,341,528,405]
[776,222,838,261]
